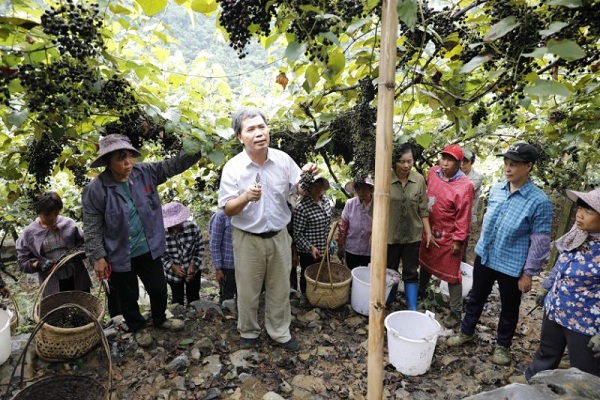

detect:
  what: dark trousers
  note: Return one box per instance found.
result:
[220,268,237,302]
[345,252,371,270]
[291,252,321,293]
[110,252,168,332]
[525,314,600,380]
[168,271,201,306]
[387,242,420,282]
[461,255,522,348]
[386,242,420,303]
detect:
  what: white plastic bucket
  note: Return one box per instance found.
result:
[385,310,441,376]
[439,262,474,298]
[351,267,400,316]
[0,309,11,366]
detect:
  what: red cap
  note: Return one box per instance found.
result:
[441,144,464,161]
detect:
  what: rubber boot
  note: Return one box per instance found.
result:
[404,282,418,311]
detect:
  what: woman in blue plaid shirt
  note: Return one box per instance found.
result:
[292,177,332,294]
[161,202,204,306]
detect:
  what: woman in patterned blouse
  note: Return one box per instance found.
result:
[524,188,600,380]
[292,177,332,294]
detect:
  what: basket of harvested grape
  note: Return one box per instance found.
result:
[304,222,352,309]
[32,251,105,362]
[5,303,111,400]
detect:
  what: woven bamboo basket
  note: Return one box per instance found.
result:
[32,251,105,362]
[6,303,112,400]
[304,222,352,309]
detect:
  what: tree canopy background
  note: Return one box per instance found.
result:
[0,0,599,235]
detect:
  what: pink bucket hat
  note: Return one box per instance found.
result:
[90,134,141,168]
[162,202,191,228]
[440,144,464,162]
[566,189,600,214]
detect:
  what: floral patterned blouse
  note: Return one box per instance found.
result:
[543,239,600,336]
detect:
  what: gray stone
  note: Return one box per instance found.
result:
[202,354,222,376]
[262,392,285,400]
[165,353,190,371]
[465,368,600,399]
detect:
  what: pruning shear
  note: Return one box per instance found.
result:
[101,263,112,295]
[254,172,261,188]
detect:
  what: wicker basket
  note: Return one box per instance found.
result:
[6,303,111,400]
[304,222,352,309]
[305,262,352,309]
[33,251,105,362]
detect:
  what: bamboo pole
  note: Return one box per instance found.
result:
[367,0,398,398]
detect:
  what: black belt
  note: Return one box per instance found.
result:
[242,229,280,239]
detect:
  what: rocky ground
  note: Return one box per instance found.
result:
[1,247,554,400]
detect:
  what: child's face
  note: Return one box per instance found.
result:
[575,206,600,233]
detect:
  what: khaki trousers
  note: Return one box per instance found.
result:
[233,228,292,343]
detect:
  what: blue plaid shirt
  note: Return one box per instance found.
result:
[209,210,235,270]
[475,179,553,277]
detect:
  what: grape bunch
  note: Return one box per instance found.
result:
[215,0,374,61]
[25,133,63,187]
[471,104,488,128]
[69,165,90,187]
[40,0,104,61]
[102,112,181,156]
[299,171,314,191]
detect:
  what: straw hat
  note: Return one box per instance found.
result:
[162,202,191,228]
[90,134,141,168]
[566,189,600,214]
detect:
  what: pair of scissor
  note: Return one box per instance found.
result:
[101,263,112,294]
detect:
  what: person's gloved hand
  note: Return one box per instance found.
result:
[336,245,345,261]
[588,334,600,358]
[40,259,54,272]
[535,288,548,307]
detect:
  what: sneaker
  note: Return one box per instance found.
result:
[492,345,511,366]
[446,332,475,347]
[276,337,300,352]
[134,328,153,347]
[157,318,184,331]
[240,337,258,349]
[508,375,527,384]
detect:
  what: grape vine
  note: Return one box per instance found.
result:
[215,0,373,62]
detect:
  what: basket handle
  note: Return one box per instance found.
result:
[312,221,339,289]
[5,302,112,400]
[9,293,19,327]
[33,250,87,319]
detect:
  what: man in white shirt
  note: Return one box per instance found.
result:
[218,107,317,352]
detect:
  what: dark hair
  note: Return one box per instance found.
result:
[231,107,267,136]
[576,198,594,211]
[35,191,63,214]
[392,143,415,164]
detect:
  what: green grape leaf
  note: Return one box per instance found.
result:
[547,39,586,61]
[285,41,303,63]
[183,136,203,155]
[191,0,218,14]
[304,65,320,92]
[460,54,493,73]
[135,0,167,17]
[539,21,569,38]
[546,0,582,8]
[397,0,418,29]
[315,132,332,149]
[524,79,572,97]
[6,109,29,129]
[483,16,520,42]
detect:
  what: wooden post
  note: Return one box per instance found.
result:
[367,0,397,398]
